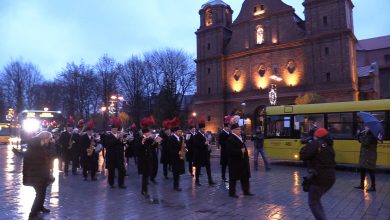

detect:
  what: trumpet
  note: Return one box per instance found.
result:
[86,138,95,156]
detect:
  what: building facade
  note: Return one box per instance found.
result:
[194,0,359,132]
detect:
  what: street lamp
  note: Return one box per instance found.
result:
[109,94,124,117]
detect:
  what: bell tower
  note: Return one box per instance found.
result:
[303,0,358,101]
[195,0,232,132]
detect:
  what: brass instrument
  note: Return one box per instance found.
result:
[86,134,98,156]
[179,139,187,160]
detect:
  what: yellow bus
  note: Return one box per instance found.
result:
[264,99,390,167]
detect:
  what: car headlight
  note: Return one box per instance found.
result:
[23,119,40,133]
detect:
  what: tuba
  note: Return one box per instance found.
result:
[179,139,188,160]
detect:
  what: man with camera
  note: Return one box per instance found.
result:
[299,128,335,220]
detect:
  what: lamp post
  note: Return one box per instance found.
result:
[109,94,124,117]
[192,112,197,129]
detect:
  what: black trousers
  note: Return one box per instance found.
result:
[83,156,97,179]
[308,184,331,220]
[195,164,213,183]
[30,184,48,216]
[359,168,376,187]
[229,178,250,195]
[108,166,125,186]
[221,163,228,180]
[173,173,180,189]
[150,155,158,180]
[163,163,169,177]
[142,173,149,193]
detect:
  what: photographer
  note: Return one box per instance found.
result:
[299,128,335,220]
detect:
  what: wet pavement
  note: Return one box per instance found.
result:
[0,144,389,220]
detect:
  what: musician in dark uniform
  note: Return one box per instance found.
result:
[167,118,185,191]
[192,119,215,186]
[136,116,161,197]
[160,119,172,179]
[102,117,126,189]
[226,123,254,198]
[186,118,196,176]
[80,120,99,181]
[58,117,74,176]
[218,121,230,182]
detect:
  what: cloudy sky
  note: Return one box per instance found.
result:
[1,0,389,79]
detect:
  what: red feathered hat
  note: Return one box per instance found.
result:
[67,116,74,127]
[50,121,58,127]
[140,115,155,133]
[198,116,206,129]
[162,119,172,129]
[314,128,328,138]
[77,119,84,128]
[224,115,233,127]
[85,119,95,131]
[188,118,196,129]
[170,117,181,132]
[111,117,122,130]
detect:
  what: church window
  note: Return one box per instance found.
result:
[205,8,213,26]
[253,4,265,16]
[325,47,329,56]
[208,68,210,74]
[207,116,211,121]
[323,16,328,26]
[256,25,265,45]
[326,72,331,82]
[207,43,211,50]
[208,87,211,94]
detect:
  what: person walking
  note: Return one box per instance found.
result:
[354,126,378,192]
[226,123,253,198]
[218,121,230,182]
[23,131,55,219]
[167,118,186,191]
[252,127,270,171]
[300,128,336,220]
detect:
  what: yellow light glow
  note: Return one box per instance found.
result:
[39,112,54,118]
[294,154,299,159]
[283,68,301,86]
[230,76,244,92]
[254,71,270,90]
[272,37,278,44]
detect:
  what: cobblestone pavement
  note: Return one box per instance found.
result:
[0,144,389,220]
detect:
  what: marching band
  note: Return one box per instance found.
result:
[50,114,255,199]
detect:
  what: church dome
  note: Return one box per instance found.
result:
[201,0,229,9]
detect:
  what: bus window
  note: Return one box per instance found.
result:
[328,113,353,139]
[266,115,292,137]
[294,114,324,139]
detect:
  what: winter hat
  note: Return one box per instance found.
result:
[314,128,328,138]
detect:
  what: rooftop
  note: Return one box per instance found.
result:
[357,35,390,51]
[201,0,229,9]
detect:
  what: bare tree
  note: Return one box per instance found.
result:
[117,56,146,125]
[95,54,119,108]
[1,60,43,113]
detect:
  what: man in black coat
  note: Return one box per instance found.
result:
[167,126,186,191]
[218,123,230,182]
[58,125,74,176]
[186,125,196,176]
[23,131,54,219]
[159,125,171,179]
[136,127,161,196]
[192,122,215,186]
[80,126,99,181]
[226,124,253,198]
[102,119,126,189]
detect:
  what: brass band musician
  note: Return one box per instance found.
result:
[80,119,100,181]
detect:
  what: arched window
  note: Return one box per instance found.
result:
[205,8,213,26]
[256,25,264,45]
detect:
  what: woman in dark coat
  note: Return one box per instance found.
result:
[355,127,378,192]
[23,131,54,219]
[226,124,252,198]
[300,128,336,220]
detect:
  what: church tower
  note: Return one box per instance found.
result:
[195,0,232,132]
[303,0,358,101]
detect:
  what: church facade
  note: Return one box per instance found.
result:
[194,0,358,132]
